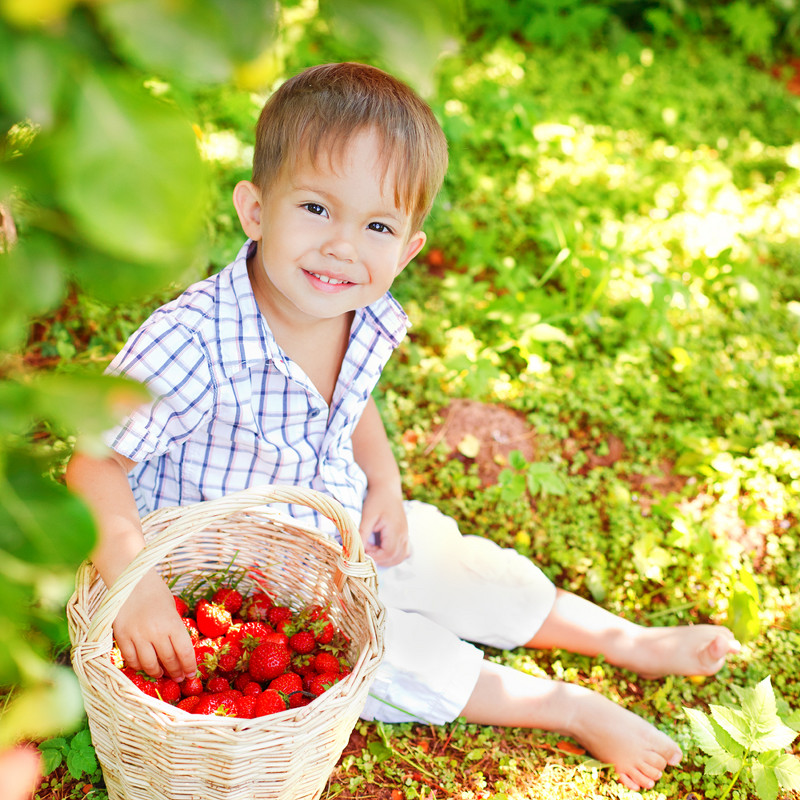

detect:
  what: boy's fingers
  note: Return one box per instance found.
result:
[133,641,164,679]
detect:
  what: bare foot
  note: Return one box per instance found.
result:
[610,625,741,679]
[461,661,682,792]
[564,688,683,791]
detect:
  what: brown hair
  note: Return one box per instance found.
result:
[251,62,448,234]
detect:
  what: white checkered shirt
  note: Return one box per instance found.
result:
[105,239,409,535]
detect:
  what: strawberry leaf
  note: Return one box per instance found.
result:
[684,707,743,775]
[752,761,780,800]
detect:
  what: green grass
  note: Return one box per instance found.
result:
[26,28,800,800]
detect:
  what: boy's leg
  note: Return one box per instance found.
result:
[460,659,682,792]
[526,589,740,678]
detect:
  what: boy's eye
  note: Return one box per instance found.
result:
[303,203,327,216]
[368,222,393,234]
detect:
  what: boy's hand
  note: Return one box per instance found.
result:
[359,487,410,567]
[112,569,197,681]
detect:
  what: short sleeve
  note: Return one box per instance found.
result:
[104,316,215,463]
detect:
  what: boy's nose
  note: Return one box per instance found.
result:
[323,236,357,263]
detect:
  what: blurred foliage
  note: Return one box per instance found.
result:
[4,0,800,796]
[0,0,460,749]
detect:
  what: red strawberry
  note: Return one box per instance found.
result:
[307,672,340,697]
[194,694,236,716]
[288,630,316,655]
[254,689,287,716]
[312,652,341,674]
[242,681,262,696]
[242,592,273,622]
[216,642,244,673]
[268,672,303,696]
[292,655,316,678]
[235,695,258,719]
[182,617,201,644]
[206,676,231,693]
[288,692,313,709]
[181,676,204,697]
[177,696,201,713]
[122,668,158,697]
[155,677,181,704]
[261,630,289,648]
[194,644,218,679]
[174,595,190,617]
[212,586,243,615]
[196,600,232,638]
[233,672,254,692]
[314,620,335,645]
[248,642,291,682]
[267,605,293,628]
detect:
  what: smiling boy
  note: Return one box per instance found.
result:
[66,62,739,792]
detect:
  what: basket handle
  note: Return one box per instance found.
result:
[84,484,368,645]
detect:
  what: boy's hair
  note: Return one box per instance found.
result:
[252,62,448,234]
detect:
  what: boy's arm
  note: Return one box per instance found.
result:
[65,451,196,681]
[351,396,409,566]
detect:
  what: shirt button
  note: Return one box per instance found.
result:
[309,408,321,418]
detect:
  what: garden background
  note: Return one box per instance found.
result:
[1,0,800,798]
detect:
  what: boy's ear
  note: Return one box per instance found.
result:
[232,180,263,240]
[396,230,427,276]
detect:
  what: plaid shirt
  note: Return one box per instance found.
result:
[105,239,409,534]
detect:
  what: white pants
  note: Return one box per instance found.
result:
[360,501,556,724]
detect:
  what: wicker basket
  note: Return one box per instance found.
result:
[67,485,386,800]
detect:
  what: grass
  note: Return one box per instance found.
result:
[21,25,800,800]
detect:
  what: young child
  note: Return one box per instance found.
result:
[65,62,740,792]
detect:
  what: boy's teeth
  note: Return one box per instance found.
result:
[311,272,348,285]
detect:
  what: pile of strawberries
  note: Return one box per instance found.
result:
[116,579,351,719]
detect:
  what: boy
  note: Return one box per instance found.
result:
[66,62,739,792]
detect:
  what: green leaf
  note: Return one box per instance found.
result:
[735,677,798,752]
[683,707,743,775]
[66,743,98,781]
[0,667,84,747]
[727,566,761,643]
[320,0,462,95]
[55,68,209,270]
[0,451,95,567]
[773,752,800,791]
[752,761,780,800]
[710,705,752,748]
[38,741,66,775]
[99,0,276,86]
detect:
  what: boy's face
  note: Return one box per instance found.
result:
[234,127,426,327]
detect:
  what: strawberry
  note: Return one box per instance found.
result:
[174,595,190,617]
[177,696,201,713]
[235,695,258,719]
[242,592,273,622]
[182,617,201,644]
[267,605,292,628]
[288,692,313,709]
[194,644,218,679]
[292,655,316,679]
[288,630,316,655]
[212,586,243,615]
[230,621,272,650]
[155,677,181,704]
[268,672,303,696]
[233,672,254,692]
[312,652,341,674]
[193,694,236,716]
[206,676,231,693]
[248,642,291,682]
[216,641,244,673]
[196,599,232,638]
[254,689,287,716]
[181,676,204,697]
[242,681,262,696]
[261,630,289,648]
[314,620,335,645]
[122,667,158,698]
[307,672,340,697]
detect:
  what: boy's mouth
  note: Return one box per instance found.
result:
[306,270,352,286]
